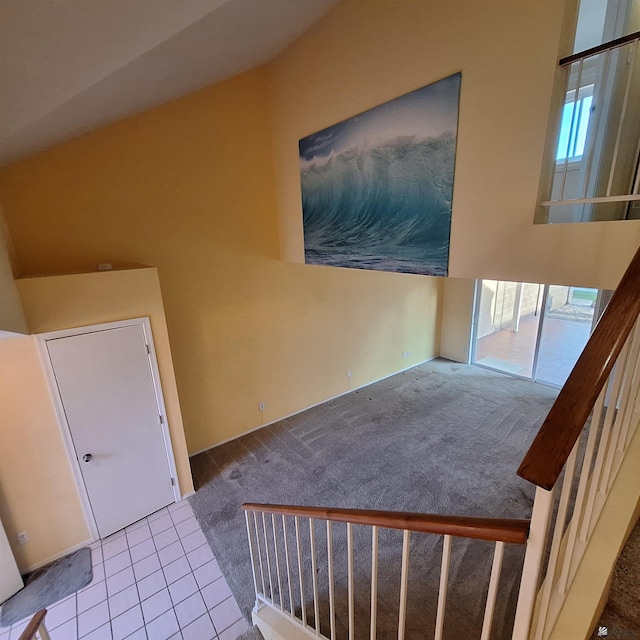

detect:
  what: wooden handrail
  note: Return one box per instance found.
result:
[560,29,640,66]
[242,503,530,544]
[518,245,640,491]
[18,610,47,640]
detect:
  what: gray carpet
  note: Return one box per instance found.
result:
[189,358,558,640]
[0,547,92,627]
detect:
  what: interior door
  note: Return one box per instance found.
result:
[46,324,175,538]
[0,517,22,604]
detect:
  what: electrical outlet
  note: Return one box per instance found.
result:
[347,370,352,378]
[403,351,411,358]
[258,402,265,411]
[17,531,30,545]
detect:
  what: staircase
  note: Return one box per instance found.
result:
[240,248,640,640]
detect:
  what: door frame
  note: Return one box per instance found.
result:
[37,317,181,541]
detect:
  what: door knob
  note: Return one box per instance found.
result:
[82,454,92,463]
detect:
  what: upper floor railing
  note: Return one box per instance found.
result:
[542,31,640,223]
[559,30,640,66]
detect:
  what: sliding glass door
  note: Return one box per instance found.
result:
[473,281,543,378]
[472,280,603,387]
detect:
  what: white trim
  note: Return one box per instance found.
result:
[139,319,181,501]
[23,538,93,574]
[469,279,481,366]
[541,193,640,206]
[36,317,181,541]
[189,357,435,457]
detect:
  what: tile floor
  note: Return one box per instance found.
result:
[475,313,591,387]
[0,500,249,640]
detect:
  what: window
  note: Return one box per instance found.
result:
[556,89,593,161]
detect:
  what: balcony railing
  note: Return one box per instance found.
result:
[542,31,640,223]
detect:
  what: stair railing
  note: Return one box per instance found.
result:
[242,503,530,640]
[512,245,640,639]
[17,610,50,640]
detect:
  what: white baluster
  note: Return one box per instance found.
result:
[282,515,295,618]
[309,518,320,635]
[397,530,410,640]
[559,402,600,593]
[616,320,640,454]
[581,50,612,200]
[245,511,259,600]
[263,512,274,601]
[582,341,629,541]
[434,535,451,640]
[295,516,307,627]
[512,486,556,640]
[272,514,284,610]
[533,444,579,640]
[327,521,336,640]
[370,526,379,640]
[348,522,354,640]
[480,541,504,640]
[606,41,637,197]
[253,512,266,596]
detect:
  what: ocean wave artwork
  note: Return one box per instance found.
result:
[299,73,461,277]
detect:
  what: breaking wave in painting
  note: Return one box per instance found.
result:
[300,132,455,276]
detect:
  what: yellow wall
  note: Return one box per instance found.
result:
[0,335,90,570]
[0,66,441,454]
[0,267,193,571]
[0,0,638,575]
[0,206,26,335]
[440,278,475,363]
[17,267,193,497]
[268,0,640,292]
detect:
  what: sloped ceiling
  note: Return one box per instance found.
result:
[0,0,339,166]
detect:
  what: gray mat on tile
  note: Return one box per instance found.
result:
[190,359,558,640]
[0,547,92,627]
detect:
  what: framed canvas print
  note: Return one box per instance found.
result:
[299,72,461,277]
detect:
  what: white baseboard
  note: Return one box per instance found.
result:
[190,358,435,458]
[22,497,196,574]
[23,538,94,574]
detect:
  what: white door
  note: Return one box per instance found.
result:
[46,324,175,538]
[0,517,22,604]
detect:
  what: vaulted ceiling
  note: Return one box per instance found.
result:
[0,0,339,166]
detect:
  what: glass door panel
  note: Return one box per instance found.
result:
[535,287,597,386]
[473,280,543,378]
[472,281,605,388]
